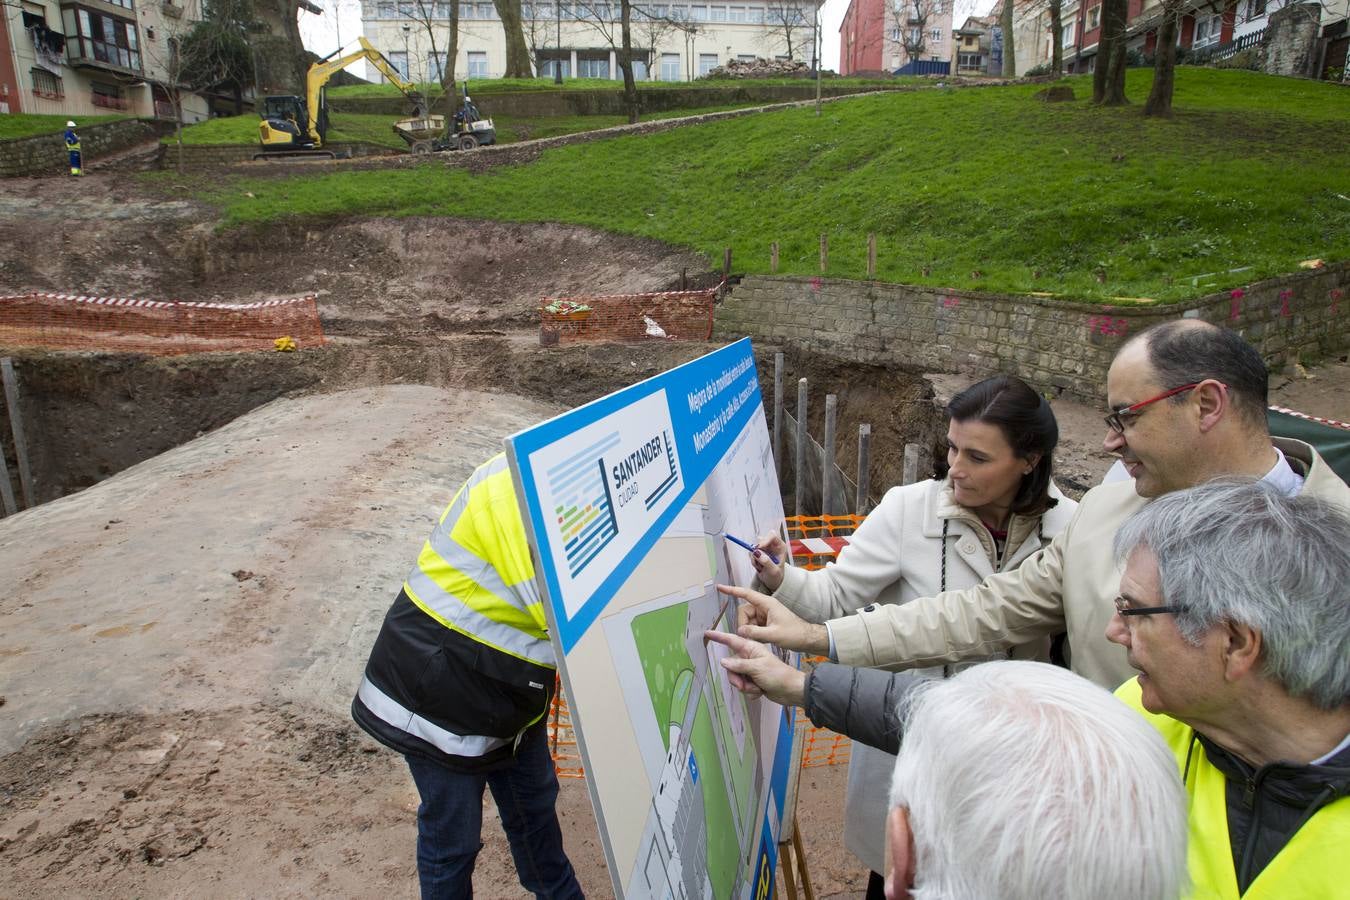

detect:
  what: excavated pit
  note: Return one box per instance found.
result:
[0,203,947,511]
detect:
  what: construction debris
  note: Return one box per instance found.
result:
[704,57,811,79]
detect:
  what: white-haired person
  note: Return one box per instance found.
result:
[1107,479,1350,899]
[883,660,1188,900]
[743,374,1076,896]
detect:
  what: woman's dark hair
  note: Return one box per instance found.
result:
[945,375,1059,515]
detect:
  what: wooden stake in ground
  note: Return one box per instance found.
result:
[770,242,779,274]
[866,233,877,278]
[795,378,808,517]
[856,423,871,515]
[773,352,784,476]
[822,394,837,516]
[819,234,828,273]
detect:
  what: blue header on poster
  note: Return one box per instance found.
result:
[506,338,763,655]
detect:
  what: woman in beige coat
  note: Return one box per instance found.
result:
[751,374,1077,897]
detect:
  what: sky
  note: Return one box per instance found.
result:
[297,0,1000,78]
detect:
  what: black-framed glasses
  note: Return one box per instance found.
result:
[1103,383,1202,434]
[1113,596,1185,618]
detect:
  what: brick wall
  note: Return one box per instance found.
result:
[0,292,326,355]
[0,119,158,177]
[714,263,1350,401]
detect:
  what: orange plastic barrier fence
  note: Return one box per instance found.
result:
[545,514,870,777]
[539,288,717,345]
[0,291,325,355]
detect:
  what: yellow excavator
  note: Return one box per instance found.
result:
[255,36,443,160]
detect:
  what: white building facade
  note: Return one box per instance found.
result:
[359,1,821,83]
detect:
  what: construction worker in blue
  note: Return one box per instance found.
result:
[63,121,81,176]
[352,453,584,899]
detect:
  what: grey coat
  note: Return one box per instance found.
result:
[803,662,911,756]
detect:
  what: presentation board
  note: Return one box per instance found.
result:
[505,338,796,900]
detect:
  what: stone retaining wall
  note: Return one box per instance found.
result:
[714,263,1350,401]
[0,119,158,177]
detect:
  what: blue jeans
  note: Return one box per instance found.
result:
[404,722,584,900]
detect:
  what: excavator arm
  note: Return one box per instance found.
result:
[305,36,427,143]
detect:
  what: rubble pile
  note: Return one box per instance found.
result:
[704,57,811,79]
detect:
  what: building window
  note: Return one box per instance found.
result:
[930,28,941,41]
[389,50,409,78]
[538,56,570,77]
[737,53,755,61]
[710,4,726,21]
[698,52,718,74]
[477,2,493,17]
[63,7,141,72]
[660,52,680,80]
[430,51,448,79]
[578,55,609,77]
[631,58,648,79]
[435,1,450,16]
[746,6,763,22]
[1194,13,1220,45]
[1087,5,1099,28]
[729,5,746,21]
[460,2,474,17]
[1243,0,1266,20]
[957,51,982,69]
[378,1,394,16]
[468,51,488,77]
[1062,23,1073,45]
[30,66,64,98]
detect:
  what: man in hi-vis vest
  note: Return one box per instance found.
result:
[352,454,583,899]
[63,121,81,176]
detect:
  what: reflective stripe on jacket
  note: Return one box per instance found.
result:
[352,454,557,772]
[64,130,80,150]
[1118,677,1350,899]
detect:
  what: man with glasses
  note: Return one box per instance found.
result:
[724,318,1348,691]
[1107,480,1350,898]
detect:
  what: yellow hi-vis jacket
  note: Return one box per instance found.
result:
[352,454,557,771]
[1118,677,1350,899]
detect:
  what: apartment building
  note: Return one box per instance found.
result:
[359,0,822,83]
[1013,0,1348,76]
[838,0,953,75]
[0,0,213,119]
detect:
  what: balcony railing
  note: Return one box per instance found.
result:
[91,92,130,110]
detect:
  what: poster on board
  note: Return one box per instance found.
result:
[504,338,796,900]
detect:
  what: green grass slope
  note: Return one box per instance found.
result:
[0,113,127,141]
[211,67,1350,302]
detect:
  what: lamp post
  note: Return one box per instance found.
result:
[554,1,563,83]
[402,23,411,81]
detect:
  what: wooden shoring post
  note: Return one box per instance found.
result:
[821,394,837,516]
[773,352,784,475]
[795,378,808,518]
[793,816,817,900]
[1,358,34,509]
[902,442,922,486]
[723,247,732,277]
[680,267,687,290]
[856,423,872,515]
[0,438,16,516]
[770,241,779,274]
[866,233,877,278]
[818,234,828,273]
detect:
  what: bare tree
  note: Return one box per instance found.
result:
[1091,0,1126,103]
[889,0,941,68]
[521,0,554,74]
[572,0,640,119]
[631,4,677,78]
[398,0,457,104]
[764,1,809,60]
[137,0,202,172]
[492,0,534,76]
[667,10,703,80]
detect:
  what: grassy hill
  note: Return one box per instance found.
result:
[204,67,1350,302]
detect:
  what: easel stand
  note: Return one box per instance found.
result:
[774,813,816,900]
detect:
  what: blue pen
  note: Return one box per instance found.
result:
[723,532,780,565]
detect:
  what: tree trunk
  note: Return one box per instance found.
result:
[1143,5,1179,116]
[1092,18,1111,99]
[1050,0,1063,75]
[445,4,459,95]
[493,0,533,77]
[1101,0,1129,105]
[620,0,638,123]
[1000,0,1015,76]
